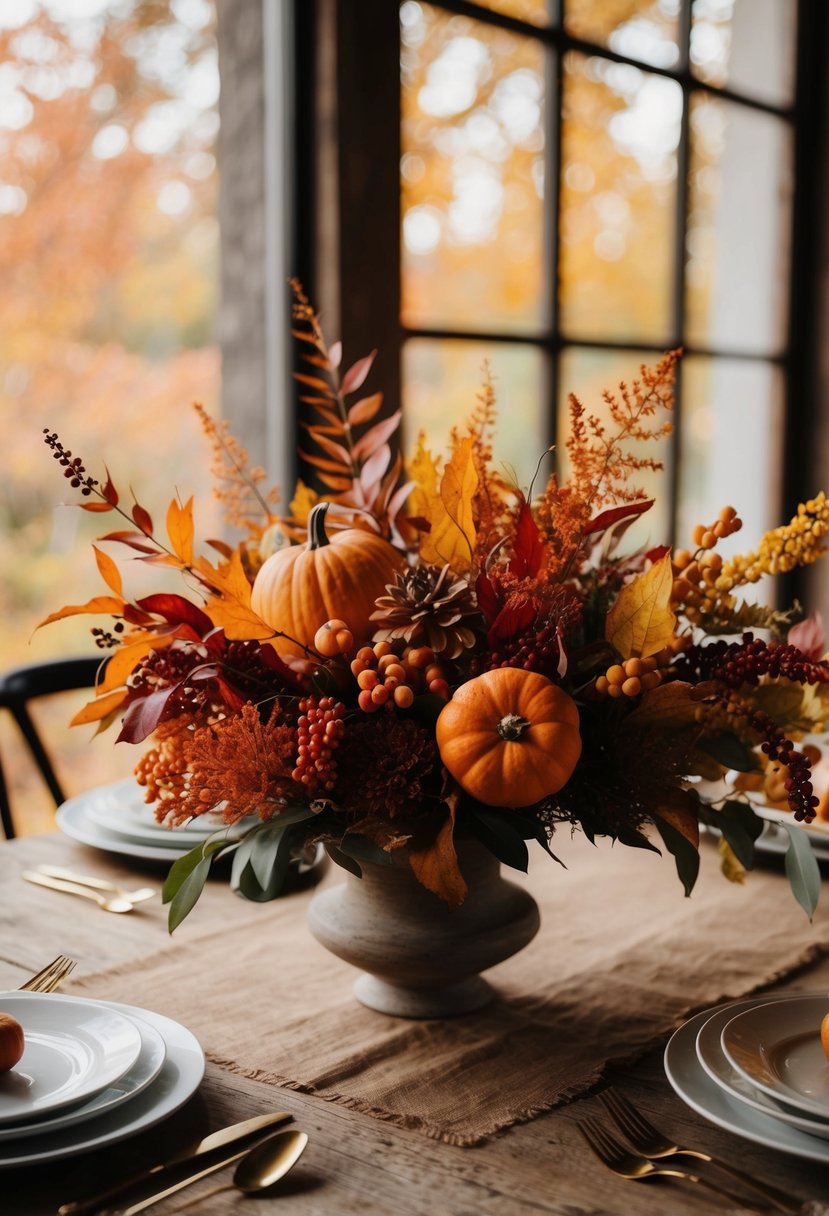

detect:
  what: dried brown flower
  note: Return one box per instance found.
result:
[371,564,479,658]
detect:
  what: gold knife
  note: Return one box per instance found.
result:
[57,1112,293,1216]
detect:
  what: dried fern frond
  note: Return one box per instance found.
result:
[194,403,279,540]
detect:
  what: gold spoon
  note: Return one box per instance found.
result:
[22,871,135,914]
[113,1129,310,1215]
[35,865,156,904]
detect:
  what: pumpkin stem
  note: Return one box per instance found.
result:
[496,713,531,741]
[307,502,331,550]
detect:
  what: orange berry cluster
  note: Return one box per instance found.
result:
[671,506,743,623]
[292,696,345,792]
[594,656,661,698]
[351,642,450,713]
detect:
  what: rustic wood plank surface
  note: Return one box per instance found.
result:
[3,831,829,1215]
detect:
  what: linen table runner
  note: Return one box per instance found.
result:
[67,833,829,1144]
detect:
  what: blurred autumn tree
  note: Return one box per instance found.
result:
[0,0,220,826]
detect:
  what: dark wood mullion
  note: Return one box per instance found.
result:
[545,22,562,458]
[668,0,694,543]
[780,0,828,609]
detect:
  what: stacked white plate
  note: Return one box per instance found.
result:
[0,991,203,1167]
[665,992,829,1163]
[56,779,256,863]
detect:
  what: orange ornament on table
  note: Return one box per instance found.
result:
[0,1013,24,1072]
[436,668,582,807]
[251,503,404,658]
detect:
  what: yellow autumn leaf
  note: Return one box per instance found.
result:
[623,681,697,731]
[418,436,478,572]
[718,836,746,884]
[167,496,194,565]
[93,546,122,596]
[406,429,440,519]
[289,480,318,526]
[605,552,676,659]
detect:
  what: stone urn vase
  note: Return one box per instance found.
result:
[307,839,540,1018]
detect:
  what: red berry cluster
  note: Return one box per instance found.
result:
[487,618,563,676]
[752,710,819,822]
[679,633,829,689]
[292,696,345,792]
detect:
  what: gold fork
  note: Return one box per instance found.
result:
[18,955,76,993]
[600,1088,800,1214]
[578,1117,765,1210]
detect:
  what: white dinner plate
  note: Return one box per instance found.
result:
[0,1011,165,1141]
[57,786,253,863]
[0,999,204,1167]
[82,780,237,845]
[0,994,142,1126]
[665,999,829,1165]
[696,997,829,1139]
[721,996,829,1120]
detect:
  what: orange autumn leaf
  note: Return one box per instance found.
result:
[196,550,274,640]
[93,546,122,597]
[654,789,700,849]
[99,633,177,694]
[408,803,468,908]
[38,595,126,630]
[70,687,129,726]
[605,552,676,659]
[166,496,194,565]
[418,435,478,572]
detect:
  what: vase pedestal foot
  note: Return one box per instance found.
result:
[353,972,494,1018]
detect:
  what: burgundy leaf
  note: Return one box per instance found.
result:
[508,499,546,578]
[101,469,119,506]
[116,687,178,744]
[136,594,214,635]
[645,544,671,563]
[585,499,653,536]
[340,350,377,396]
[132,503,154,534]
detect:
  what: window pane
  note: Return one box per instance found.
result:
[685,96,792,354]
[401,3,550,334]
[403,339,547,482]
[565,0,681,69]
[678,357,783,588]
[557,347,672,548]
[471,0,556,26]
[559,54,680,343]
[691,0,796,107]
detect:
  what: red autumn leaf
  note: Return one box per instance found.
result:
[475,572,500,624]
[585,499,654,536]
[121,603,156,626]
[136,594,214,635]
[487,600,536,645]
[408,802,467,908]
[508,499,546,578]
[98,531,159,555]
[340,350,376,396]
[788,611,826,660]
[645,544,671,563]
[132,502,154,534]
[101,469,119,506]
[80,500,115,513]
[206,538,235,559]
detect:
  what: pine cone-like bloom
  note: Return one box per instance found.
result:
[370,563,479,658]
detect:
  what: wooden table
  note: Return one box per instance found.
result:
[3,830,829,1216]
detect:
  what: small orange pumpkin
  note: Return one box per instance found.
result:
[251,503,405,658]
[436,668,581,807]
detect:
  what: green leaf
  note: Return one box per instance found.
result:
[162,835,231,905]
[338,834,396,867]
[654,815,700,897]
[704,800,764,869]
[782,823,821,921]
[698,733,758,772]
[167,856,211,933]
[326,844,362,878]
[467,810,530,872]
[615,825,661,853]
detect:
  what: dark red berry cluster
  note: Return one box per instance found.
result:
[91,625,122,650]
[43,430,98,496]
[487,617,564,677]
[292,696,345,793]
[678,633,829,689]
[752,709,819,822]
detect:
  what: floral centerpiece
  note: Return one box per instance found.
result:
[42,289,829,934]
